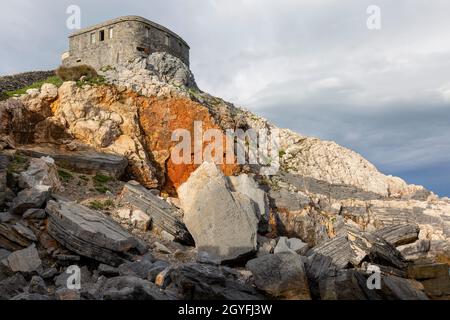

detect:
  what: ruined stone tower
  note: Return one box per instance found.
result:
[62,16,190,70]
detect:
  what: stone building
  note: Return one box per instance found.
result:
[62,16,190,70]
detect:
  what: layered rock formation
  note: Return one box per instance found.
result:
[0,52,449,300]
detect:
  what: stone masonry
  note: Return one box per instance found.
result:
[62,16,190,70]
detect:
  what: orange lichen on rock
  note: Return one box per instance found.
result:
[138,97,240,194]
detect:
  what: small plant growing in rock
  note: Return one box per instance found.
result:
[7,154,29,174]
[58,169,73,183]
[89,199,115,210]
[93,174,114,194]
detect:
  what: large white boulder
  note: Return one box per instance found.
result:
[178,162,259,264]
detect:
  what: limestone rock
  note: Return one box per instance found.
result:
[274,237,308,255]
[130,209,151,231]
[375,224,420,247]
[10,185,50,215]
[0,220,34,251]
[46,199,146,266]
[18,156,61,191]
[120,181,193,244]
[228,174,270,232]
[178,162,258,264]
[19,144,128,179]
[246,253,311,300]
[146,52,198,89]
[6,244,42,273]
[306,229,407,284]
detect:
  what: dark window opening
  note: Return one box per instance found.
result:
[99,30,105,42]
[76,59,82,63]
[137,47,151,55]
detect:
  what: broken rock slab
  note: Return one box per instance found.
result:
[19,144,128,179]
[375,223,420,247]
[18,156,61,191]
[46,199,146,266]
[227,174,270,232]
[10,185,50,215]
[246,253,311,300]
[274,237,309,255]
[306,229,408,283]
[178,162,259,264]
[0,219,35,251]
[120,181,193,244]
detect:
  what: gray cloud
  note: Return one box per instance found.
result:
[1,0,449,195]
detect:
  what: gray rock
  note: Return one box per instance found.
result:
[120,181,193,245]
[380,275,429,300]
[147,52,197,89]
[18,156,61,191]
[256,235,277,257]
[246,253,311,299]
[0,248,11,261]
[228,174,270,232]
[23,208,47,220]
[19,145,128,179]
[306,229,407,277]
[10,185,50,215]
[0,218,35,251]
[0,273,28,299]
[319,268,428,300]
[154,241,172,254]
[274,237,308,255]
[11,222,37,242]
[375,224,420,247]
[397,240,431,261]
[98,264,120,277]
[178,163,259,264]
[169,263,264,300]
[46,199,145,266]
[319,269,380,300]
[99,276,168,300]
[6,244,42,273]
[40,267,58,279]
[118,260,154,279]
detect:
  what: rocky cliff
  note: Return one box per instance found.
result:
[0,52,449,300]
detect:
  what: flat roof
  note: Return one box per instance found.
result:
[69,15,189,48]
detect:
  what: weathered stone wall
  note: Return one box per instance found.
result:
[0,71,55,96]
[63,16,190,70]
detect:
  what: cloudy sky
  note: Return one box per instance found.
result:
[1,0,449,196]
